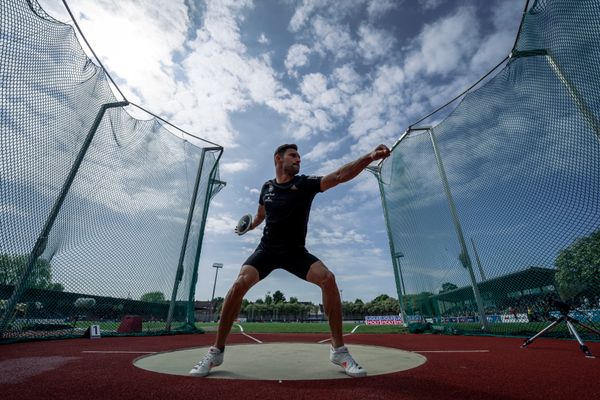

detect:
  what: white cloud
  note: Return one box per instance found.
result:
[177,0,288,147]
[258,32,270,45]
[418,0,445,10]
[404,6,479,77]
[357,24,395,62]
[492,0,524,31]
[309,228,368,246]
[221,159,254,173]
[366,0,399,19]
[304,140,341,161]
[332,64,363,95]
[311,16,355,60]
[285,43,312,75]
[300,73,328,99]
[205,213,238,234]
[44,0,189,110]
[470,0,523,73]
[289,0,321,32]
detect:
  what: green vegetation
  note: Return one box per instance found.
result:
[440,282,458,293]
[555,228,600,298]
[0,254,64,291]
[196,322,408,334]
[140,291,166,303]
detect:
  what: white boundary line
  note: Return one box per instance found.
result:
[415,350,489,353]
[317,324,361,343]
[82,351,157,354]
[235,323,263,344]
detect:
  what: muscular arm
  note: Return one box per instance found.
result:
[320,144,390,192]
[250,204,266,230]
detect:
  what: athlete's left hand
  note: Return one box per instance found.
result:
[370,144,391,161]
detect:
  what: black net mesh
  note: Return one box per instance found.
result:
[378,0,600,337]
[0,0,223,341]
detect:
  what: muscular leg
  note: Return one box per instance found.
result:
[214,265,260,349]
[306,261,344,348]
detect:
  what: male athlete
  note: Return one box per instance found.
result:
[190,143,391,377]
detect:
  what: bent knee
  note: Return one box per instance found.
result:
[230,271,257,297]
[319,271,337,290]
[228,278,247,298]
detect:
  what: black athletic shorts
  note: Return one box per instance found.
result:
[243,245,320,281]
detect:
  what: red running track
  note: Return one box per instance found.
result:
[1,332,599,400]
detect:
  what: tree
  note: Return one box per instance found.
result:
[289,296,298,303]
[555,229,600,297]
[273,290,286,304]
[140,291,166,303]
[0,254,64,291]
[213,297,225,311]
[264,293,273,305]
[373,294,390,302]
[439,282,458,293]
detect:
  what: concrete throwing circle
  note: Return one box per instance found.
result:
[134,343,427,380]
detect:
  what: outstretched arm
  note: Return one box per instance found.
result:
[320,144,390,192]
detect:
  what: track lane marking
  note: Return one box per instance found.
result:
[414,350,489,353]
[317,325,361,343]
[235,323,263,344]
[82,351,157,354]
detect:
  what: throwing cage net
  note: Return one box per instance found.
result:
[375,0,600,337]
[0,0,224,342]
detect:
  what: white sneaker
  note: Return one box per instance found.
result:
[189,346,224,377]
[330,346,367,377]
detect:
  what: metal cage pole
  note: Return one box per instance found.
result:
[510,49,600,140]
[426,127,489,331]
[0,101,128,337]
[186,148,224,325]
[367,166,408,325]
[165,147,209,331]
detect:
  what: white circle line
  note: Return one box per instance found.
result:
[414,350,489,353]
[82,351,157,354]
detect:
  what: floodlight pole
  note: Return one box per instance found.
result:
[425,127,489,331]
[210,263,223,321]
[471,237,487,281]
[394,252,408,303]
[0,101,128,338]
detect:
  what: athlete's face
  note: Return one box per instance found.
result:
[282,148,301,175]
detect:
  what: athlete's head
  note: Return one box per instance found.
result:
[274,143,300,175]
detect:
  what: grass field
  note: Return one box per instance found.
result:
[196,322,408,334]
[64,321,408,335]
[63,320,598,339]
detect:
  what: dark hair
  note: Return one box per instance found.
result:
[274,143,298,158]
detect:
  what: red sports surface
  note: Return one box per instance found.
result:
[1,333,598,400]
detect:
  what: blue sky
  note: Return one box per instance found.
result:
[38,0,524,305]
